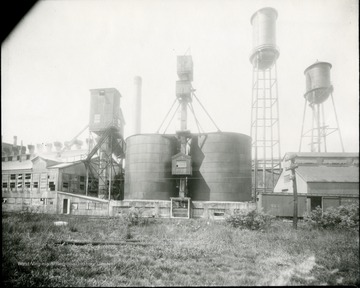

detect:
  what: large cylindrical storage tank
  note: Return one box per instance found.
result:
[189,132,252,201]
[250,7,279,70]
[124,134,177,200]
[304,61,333,104]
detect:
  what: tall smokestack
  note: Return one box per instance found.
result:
[133,76,142,135]
[13,136,17,146]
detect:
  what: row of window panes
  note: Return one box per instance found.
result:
[8,173,32,180]
[62,182,85,191]
[3,182,39,189]
[2,198,54,205]
[2,181,55,190]
[1,155,31,162]
[70,202,105,210]
[62,175,85,182]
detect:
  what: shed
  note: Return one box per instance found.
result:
[261,152,359,217]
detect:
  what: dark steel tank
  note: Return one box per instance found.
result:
[189,132,252,201]
[124,134,178,200]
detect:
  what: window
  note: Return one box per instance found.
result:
[26,155,30,160]
[49,182,55,191]
[10,183,15,188]
[25,182,31,188]
[17,156,20,161]
[80,176,85,182]
[94,114,101,123]
[2,198,7,204]
[25,174,31,180]
[17,182,23,188]
[33,182,39,188]
[80,184,84,190]
[2,183,8,188]
[8,156,13,161]
[176,160,187,168]
[2,157,5,161]
[63,182,69,189]
[17,174,23,180]
[10,174,16,180]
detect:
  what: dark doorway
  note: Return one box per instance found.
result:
[63,199,68,214]
[310,196,322,210]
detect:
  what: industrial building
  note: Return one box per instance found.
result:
[259,152,359,217]
[1,138,106,214]
[2,7,358,219]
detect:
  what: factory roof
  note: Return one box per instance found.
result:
[49,161,84,169]
[32,149,88,162]
[284,152,359,160]
[296,166,359,183]
[1,159,33,171]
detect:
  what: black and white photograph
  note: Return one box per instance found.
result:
[2,0,359,286]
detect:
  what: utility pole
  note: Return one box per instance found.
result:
[285,153,298,229]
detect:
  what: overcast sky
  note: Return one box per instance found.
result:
[1,0,358,154]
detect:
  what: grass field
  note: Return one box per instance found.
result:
[2,211,359,287]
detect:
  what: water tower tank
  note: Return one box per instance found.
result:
[189,132,252,201]
[250,7,279,70]
[124,134,178,200]
[304,61,333,104]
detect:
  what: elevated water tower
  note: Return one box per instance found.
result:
[299,61,344,152]
[250,7,281,198]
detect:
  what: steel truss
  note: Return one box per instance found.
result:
[84,125,126,200]
[299,92,344,153]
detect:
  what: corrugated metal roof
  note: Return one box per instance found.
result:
[296,166,359,183]
[49,161,84,169]
[284,152,359,159]
[1,160,33,171]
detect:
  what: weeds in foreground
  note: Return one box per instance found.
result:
[2,211,359,287]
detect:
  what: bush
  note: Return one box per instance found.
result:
[225,209,274,230]
[123,207,149,226]
[304,204,359,230]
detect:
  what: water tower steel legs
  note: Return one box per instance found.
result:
[330,92,345,152]
[299,92,344,153]
[251,62,281,198]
